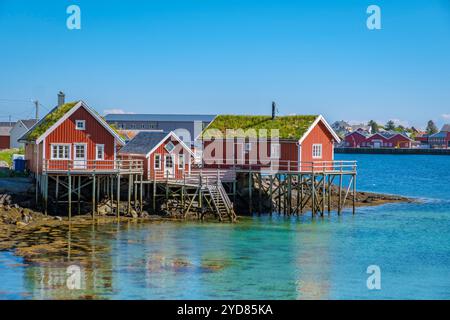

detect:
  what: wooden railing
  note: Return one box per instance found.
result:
[43,159,144,174]
[200,159,357,174]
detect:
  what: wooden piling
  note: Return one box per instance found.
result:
[92,175,96,218]
[117,174,121,217]
[68,174,72,220]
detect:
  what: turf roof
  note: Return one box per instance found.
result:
[21,101,125,142]
[202,115,318,139]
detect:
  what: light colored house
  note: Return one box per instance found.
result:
[10,119,38,149]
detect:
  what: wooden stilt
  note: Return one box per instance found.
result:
[353,173,356,214]
[55,175,59,214]
[128,174,132,215]
[140,174,143,214]
[248,173,252,213]
[269,174,273,215]
[117,174,121,217]
[258,173,262,214]
[68,174,72,221]
[92,174,96,218]
[77,176,81,215]
[338,173,343,214]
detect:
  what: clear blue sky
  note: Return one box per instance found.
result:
[0,0,449,128]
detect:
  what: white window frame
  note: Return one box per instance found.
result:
[154,154,161,170]
[245,142,252,152]
[178,154,185,170]
[96,144,105,160]
[50,144,71,160]
[75,120,86,130]
[270,143,280,158]
[312,144,322,159]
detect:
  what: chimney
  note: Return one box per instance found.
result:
[271,101,276,120]
[57,91,65,106]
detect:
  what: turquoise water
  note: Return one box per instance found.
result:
[0,154,449,299]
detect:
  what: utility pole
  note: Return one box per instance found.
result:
[9,115,11,126]
[34,100,39,120]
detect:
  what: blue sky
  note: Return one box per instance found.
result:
[0,0,449,128]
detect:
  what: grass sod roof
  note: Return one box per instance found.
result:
[202,115,319,140]
[23,101,79,141]
[22,101,125,142]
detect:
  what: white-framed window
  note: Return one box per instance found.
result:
[245,142,252,152]
[270,143,280,158]
[165,141,175,153]
[154,154,161,170]
[75,120,85,130]
[178,154,185,170]
[51,144,70,160]
[96,144,105,160]
[312,144,322,159]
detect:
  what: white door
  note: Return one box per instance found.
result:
[74,144,87,169]
[164,154,174,178]
[373,141,381,149]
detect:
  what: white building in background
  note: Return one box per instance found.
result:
[10,119,38,149]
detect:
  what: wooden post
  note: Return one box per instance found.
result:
[311,173,315,216]
[269,174,273,215]
[78,176,81,215]
[117,174,121,217]
[353,174,356,214]
[338,173,343,214]
[43,174,48,215]
[140,174,143,214]
[134,174,138,210]
[322,174,326,216]
[300,174,304,214]
[128,174,132,215]
[152,177,156,212]
[68,174,72,221]
[328,175,332,213]
[277,174,281,214]
[248,172,253,213]
[258,173,262,214]
[55,175,59,213]
[296,174,300,215]
[92,174,96,218]
[288,174,292,215]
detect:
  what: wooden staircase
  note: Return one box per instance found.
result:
[206,181,236,222]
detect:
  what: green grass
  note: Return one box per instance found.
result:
[203,114,318,139]
[0,148,23,166]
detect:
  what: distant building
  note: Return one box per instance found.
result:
[344,131,413,149]
[428,125,450,149]
[10,119,38,149]
[0,122,15,150]
[344,131,369,148]
[104,114,216,145]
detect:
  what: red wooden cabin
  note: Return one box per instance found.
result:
[388,133,412,148]
[119,131,194,180]
[344,131,369,148]
[200,114,341,171]
[19,100,125,174]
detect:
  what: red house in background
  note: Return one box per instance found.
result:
[201,114,341,171]
[344,131,413,149]
[20,99,125,174]
[0,126,11,150]
[119,131,194,180]
[344,131,369,148]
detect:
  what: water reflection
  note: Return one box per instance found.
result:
[20,222,115,299]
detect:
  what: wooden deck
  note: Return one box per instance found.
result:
[42,159,144,175]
